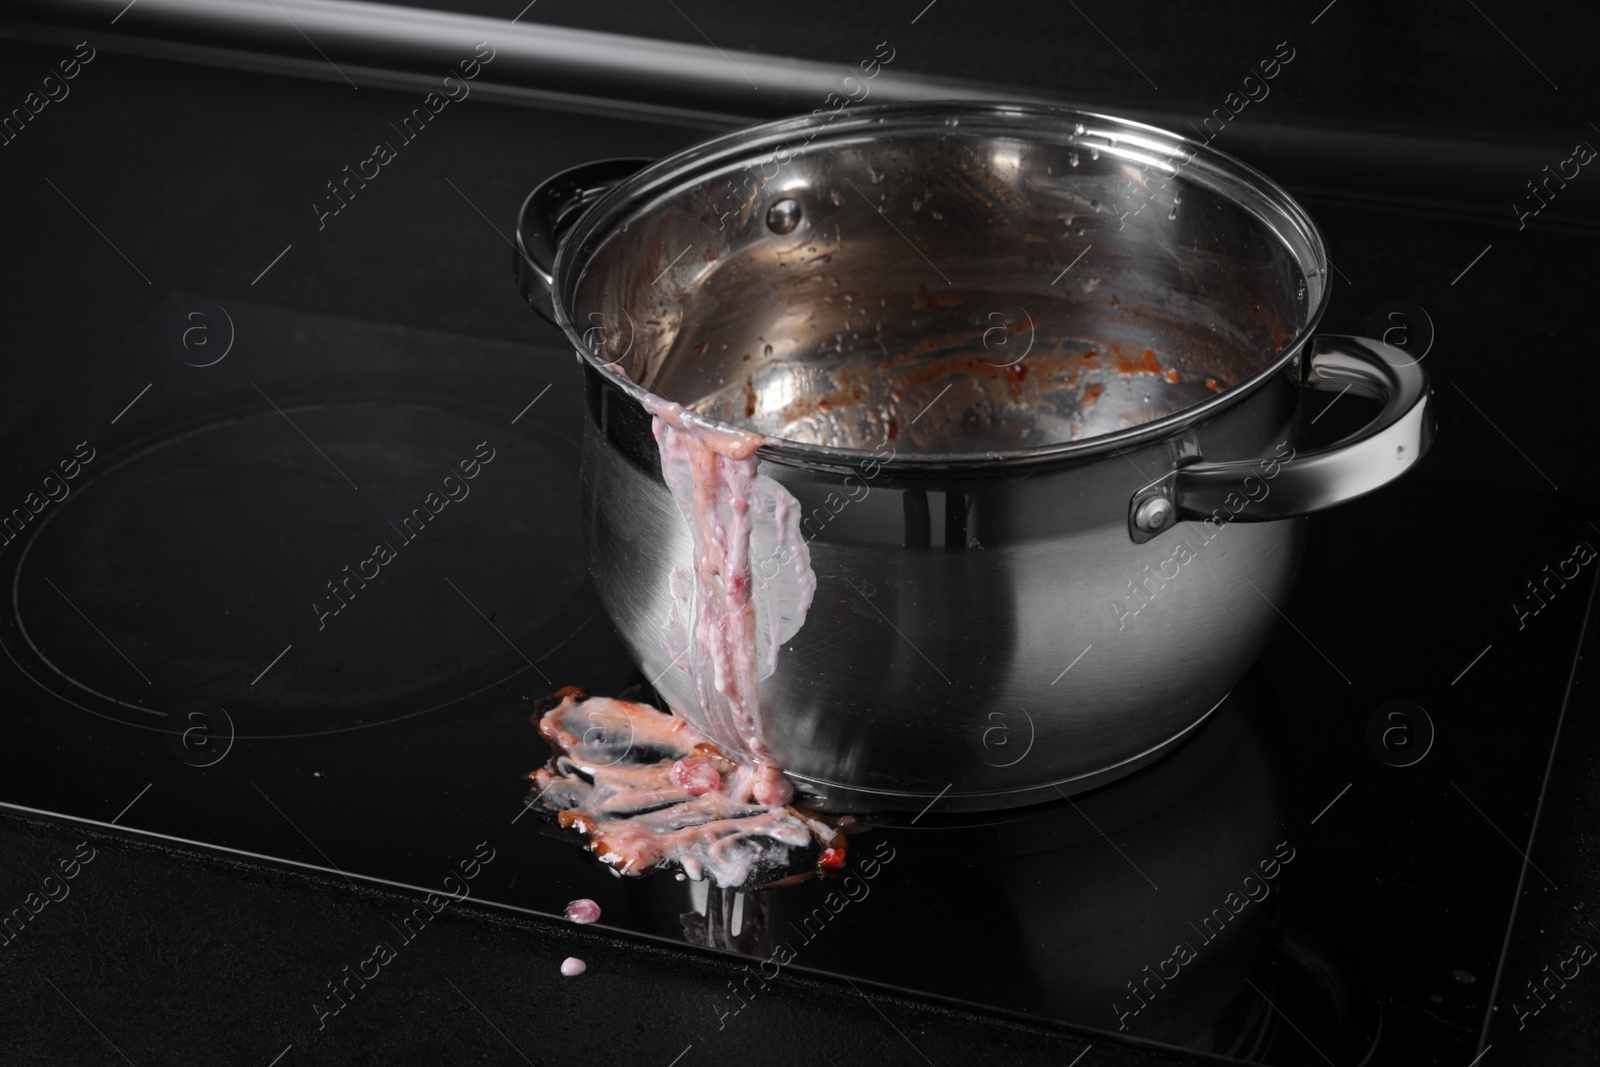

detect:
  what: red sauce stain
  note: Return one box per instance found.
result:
[1270,328,1296,353]
[1084,384,1105,404]
[818,847,847,871]
[913,291,967,309]
[880,349,917,371]
[1205,377,1226,393]
[886,418,900,440]
[693,341,709,356]
[1111,345,1164,376]
[1164,368,1181,384]
[1005,362,1028,380]
[542,685,588,711]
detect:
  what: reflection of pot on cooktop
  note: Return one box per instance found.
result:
[644,667,1378,1061]
[3,400,591,738]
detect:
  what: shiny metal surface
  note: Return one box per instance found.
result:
[516,158,649,323]
[520,102,1434,812]
[551,103,1325,470]
[1146,333,1433,532]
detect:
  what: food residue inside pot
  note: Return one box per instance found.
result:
[683,328,1245,454]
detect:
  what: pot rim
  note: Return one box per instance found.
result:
[551,100,1331,471]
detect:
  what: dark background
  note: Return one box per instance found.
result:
[1,1,1597,1064]
[385,0,1595,134]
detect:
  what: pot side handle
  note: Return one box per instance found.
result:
[514,157,652,325]
[1128,334,1434,541]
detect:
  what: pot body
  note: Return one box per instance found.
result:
[580,356,1306,812]
[519,103,1432,813]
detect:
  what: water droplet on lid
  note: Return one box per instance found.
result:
[931,210,943,219]
[1068,151,1080,167]
[765,199,802,234]
[1089,200,1100,210]
[1090,147,1099,161]
[763,343,773,356]
[829,189,845,206]
[1074,123,1087,136]
[1168,206,1178,220]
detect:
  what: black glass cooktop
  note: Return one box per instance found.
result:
[0,294,1592,1066]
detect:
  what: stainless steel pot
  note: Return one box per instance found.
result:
[514,102,1432,813]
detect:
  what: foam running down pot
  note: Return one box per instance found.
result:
[514,102,1433,814]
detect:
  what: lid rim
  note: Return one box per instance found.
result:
[551,100,1330,471]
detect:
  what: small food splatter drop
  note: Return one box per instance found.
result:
[818,847,847,871]
[560,957,587,977]
[565,898,601,924]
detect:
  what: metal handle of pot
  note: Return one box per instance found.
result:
[514,157,652,325]
[1128,334,1433,541]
